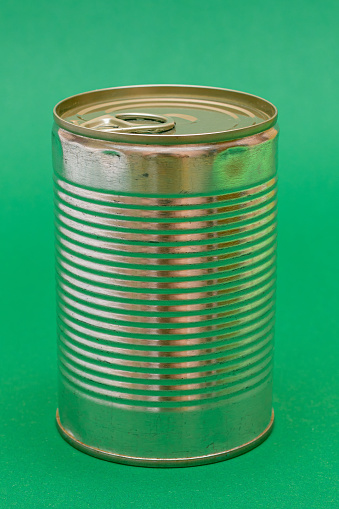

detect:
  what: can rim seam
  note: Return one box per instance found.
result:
[53,84,278,145]
[56,408,274,467]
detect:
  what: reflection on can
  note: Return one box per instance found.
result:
[53,85,278,466]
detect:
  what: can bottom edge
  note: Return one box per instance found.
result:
[56,408,274,468]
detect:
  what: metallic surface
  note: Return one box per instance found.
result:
[56,409,274,467]
[54,84,277,144]
[53,85,278,466]
[80,112,176,134]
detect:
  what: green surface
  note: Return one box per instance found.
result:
[0,0,338,507]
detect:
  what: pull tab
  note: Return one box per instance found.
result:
[81,112,176,134]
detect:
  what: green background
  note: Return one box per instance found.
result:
[1,0,338,507]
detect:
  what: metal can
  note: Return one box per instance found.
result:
[52,85,278,466]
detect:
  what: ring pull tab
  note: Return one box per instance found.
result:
[81,112,176,134]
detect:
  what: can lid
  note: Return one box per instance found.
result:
[54,85,277,145]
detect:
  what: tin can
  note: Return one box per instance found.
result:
[52,85,278,466]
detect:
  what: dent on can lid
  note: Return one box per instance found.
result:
[54,85,277,145]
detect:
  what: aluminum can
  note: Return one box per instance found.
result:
[52,85,278,466]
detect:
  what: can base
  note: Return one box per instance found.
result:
[56,409,274,467]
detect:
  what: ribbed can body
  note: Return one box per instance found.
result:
[53,124,278,466]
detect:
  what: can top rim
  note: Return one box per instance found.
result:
[53,84,278,145]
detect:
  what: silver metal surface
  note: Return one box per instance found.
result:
[57,409,274,467]
[53,85,278,466]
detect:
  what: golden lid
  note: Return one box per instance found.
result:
[54,85,277,145]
